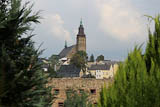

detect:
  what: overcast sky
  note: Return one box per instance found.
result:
[24,0,160,60]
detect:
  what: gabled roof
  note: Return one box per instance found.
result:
[88,64,111,70]
[59,45,76,58]
[58,65,81,77]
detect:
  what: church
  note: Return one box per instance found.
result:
[59,20,86,59]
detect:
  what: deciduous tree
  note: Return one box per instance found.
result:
[64,89,91,107]
[70,51,87,72]
[96,55,104,62]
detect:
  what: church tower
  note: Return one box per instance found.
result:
[76,20,86,52]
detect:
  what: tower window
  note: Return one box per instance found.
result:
[79,89,84,94]
[90,89,96,94]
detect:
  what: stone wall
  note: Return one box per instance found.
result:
[48,78,112,107]
[76,36,86,52]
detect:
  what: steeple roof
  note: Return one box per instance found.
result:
[77,19,85,36]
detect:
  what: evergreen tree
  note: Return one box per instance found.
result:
[98,15,160,107]
[145,15,160,71]
[89,54,94,62]
[0,0,53,106]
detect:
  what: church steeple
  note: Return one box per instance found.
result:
[76,19,86,52]
[80,18,83,25]
[65,40,67,48]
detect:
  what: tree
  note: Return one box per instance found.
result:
[0,0,53,106]
[70,51,87,71]
[89,54,94,62]
[64,89,92,107]
[98,15,160,107]
[48,54,60,68]
[96,55,104,62]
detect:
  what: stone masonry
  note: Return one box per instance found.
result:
[48,78,113,107]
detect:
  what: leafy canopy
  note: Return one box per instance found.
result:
[70,51,88,71]
[96,55,104,62]
[64,89,92,107]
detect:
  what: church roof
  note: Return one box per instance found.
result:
[59,45,76,58]
[88,64,111,70]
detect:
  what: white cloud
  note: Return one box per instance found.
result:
[42,14,73,43]
[96,0,146,41]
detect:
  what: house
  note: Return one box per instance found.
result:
[38,58,50,72]
[57,65,83,77]
[88,64,114,79]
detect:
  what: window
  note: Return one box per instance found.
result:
[54,89,59,95]
[90,89,96,94]
[58,102,64,107]
[79,89,84,94]
[66,89,72,94]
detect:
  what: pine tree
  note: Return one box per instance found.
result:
[89,54,94,62]
[0,0,53,106]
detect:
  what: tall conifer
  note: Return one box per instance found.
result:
[98,15,160,107]
[0,0,53,106]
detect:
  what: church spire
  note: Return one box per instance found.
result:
[80,18,83,25]
[77,18,85,36]
[65,40,67,48]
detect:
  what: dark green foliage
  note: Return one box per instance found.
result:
[64,89,91,107]
[145,15,160,71]
[0,0,53,106]
[48,54,60,68]
[70,51,87,71]
[89,54,94,62]
[47,67,59,78]
[98,15,160,107]
[96,55,104,62]
[48,54,59,77]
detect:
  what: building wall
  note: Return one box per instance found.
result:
[102,70,114,79]
[76,36,86,52]
[89,70,114,79]
[48,78,112,107]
